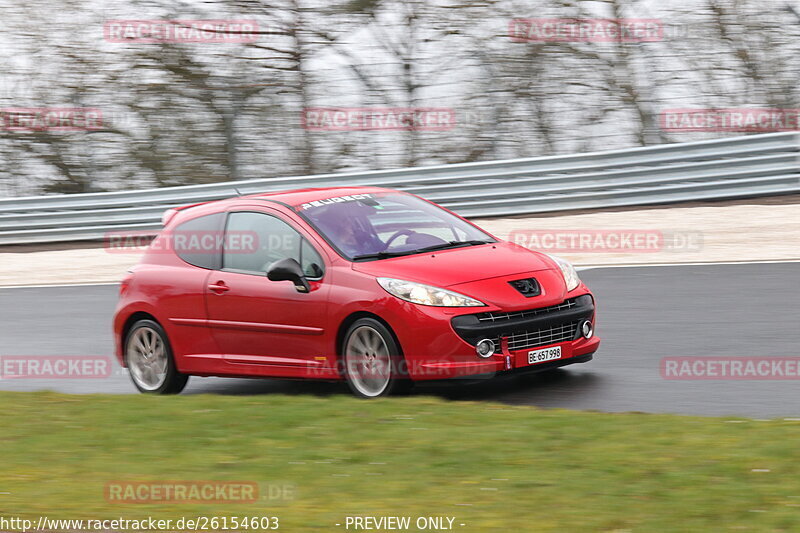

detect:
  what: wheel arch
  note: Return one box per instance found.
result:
[336,311,404,357]
[120,312,162,355]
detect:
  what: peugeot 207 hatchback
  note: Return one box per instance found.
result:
[113,187,600,397]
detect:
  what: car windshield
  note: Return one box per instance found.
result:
[297,192,495,260]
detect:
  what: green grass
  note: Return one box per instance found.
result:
[1,392,800,532]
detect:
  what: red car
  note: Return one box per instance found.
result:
[113,187,599,397]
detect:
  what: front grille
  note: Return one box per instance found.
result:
[451,294,593,352]
[477,298,579,323]
[497,321,579,352]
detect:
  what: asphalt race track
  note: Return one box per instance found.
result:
[1,263,798,417]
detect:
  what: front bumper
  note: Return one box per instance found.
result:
[451,294,595,350]
[393,292,599,381]
[407,336,599,380]
[421,352,596,384]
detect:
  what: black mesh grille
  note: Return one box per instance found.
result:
[451,295,593,352]
[476,298,579,323]
[496,321,580,352]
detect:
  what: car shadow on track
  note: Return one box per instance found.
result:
[413,369,606,405]
[182,377,347,397]
[182,368,606,408]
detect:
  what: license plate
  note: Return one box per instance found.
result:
[528,346,562,365]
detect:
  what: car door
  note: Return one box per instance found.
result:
[204,207,330,369]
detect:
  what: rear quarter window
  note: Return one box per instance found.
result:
[170,212,225,270]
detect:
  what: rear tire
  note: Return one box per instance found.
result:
[124,319,188,394]
[342,318,412,398]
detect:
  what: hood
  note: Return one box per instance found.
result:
[352,241,557,288]
[353,242,570,309]
[446,268,569,309]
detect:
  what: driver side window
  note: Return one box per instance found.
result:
[301,240,324,279]
[223,212,323,277]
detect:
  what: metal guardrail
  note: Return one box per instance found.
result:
[1,132,799,245]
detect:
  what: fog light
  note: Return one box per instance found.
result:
[476,339,496,358]
[581,320,594,339]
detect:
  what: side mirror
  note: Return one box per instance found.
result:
[266,258,311,293]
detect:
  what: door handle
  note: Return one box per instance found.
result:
[207,281,230,294]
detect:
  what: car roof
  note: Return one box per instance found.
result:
[237,186,400,207]
[166,186,405,226]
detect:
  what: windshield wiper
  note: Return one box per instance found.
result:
[352,250,419,261]
[352,240,493,261]
[413,240,494,253]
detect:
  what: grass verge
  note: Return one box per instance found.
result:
[1,392,799,532]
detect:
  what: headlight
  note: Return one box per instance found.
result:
[376,278,486,307]
[547,254,580,292]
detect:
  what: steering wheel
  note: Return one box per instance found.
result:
[383,229,418,250]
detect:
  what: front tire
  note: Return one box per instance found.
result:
[124,319,188,394]
[342,318,412,398]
